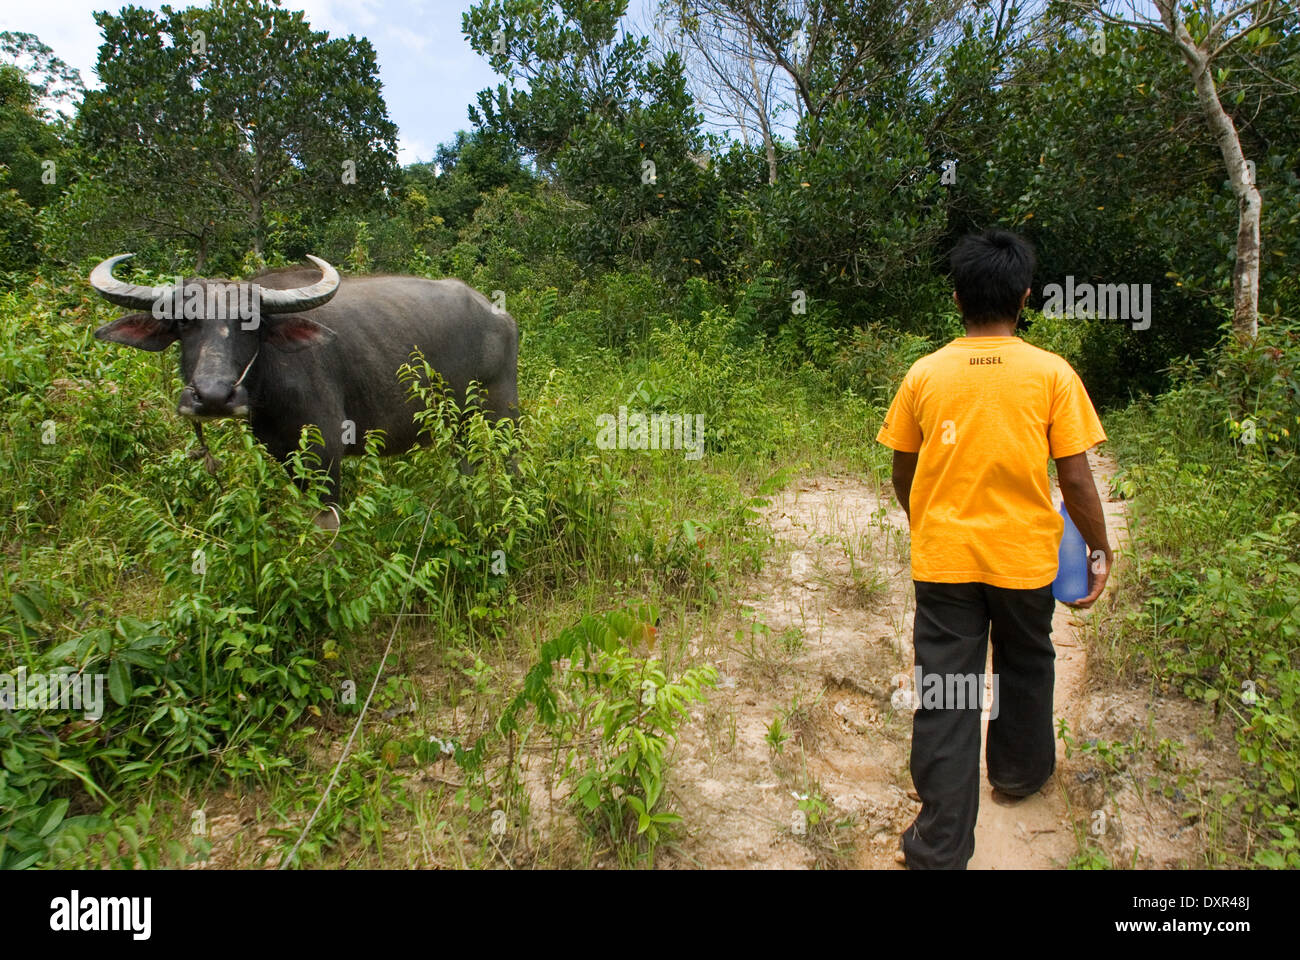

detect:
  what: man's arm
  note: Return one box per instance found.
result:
[891,450,918,522]
[1055,451,1113,608]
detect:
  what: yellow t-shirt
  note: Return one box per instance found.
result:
[876,336,1106,589]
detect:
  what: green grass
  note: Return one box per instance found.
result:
[1088,319,1300,868]
[0,265,893,869]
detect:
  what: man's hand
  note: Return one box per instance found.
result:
[1055,451,1113,609]
[1066,543,1113,609]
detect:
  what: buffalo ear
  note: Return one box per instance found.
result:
[93,313,178,352]
[262,314,337,353]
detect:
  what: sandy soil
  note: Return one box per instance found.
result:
[663,452,1133,869]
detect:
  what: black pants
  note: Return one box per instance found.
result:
[902,580,1057,870]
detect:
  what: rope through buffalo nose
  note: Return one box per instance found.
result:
[185,349,256,483]
[233,348,259,387]
[189,420,223,483]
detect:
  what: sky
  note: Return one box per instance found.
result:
[0,0,533,165]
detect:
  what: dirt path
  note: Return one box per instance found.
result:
[667,453,1128,869]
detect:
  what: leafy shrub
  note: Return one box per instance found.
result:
[828,323,937,401]
[647,306,769,455]
[0,350,555,867]
[1105,319,1300,867]
[452,605,715,867]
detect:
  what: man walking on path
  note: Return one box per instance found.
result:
[877,229,1114,869]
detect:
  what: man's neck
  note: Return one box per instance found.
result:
[961,321,1018,338]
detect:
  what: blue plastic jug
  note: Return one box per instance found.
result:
[1053,501,1090,603]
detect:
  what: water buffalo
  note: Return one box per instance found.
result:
[89,255,519,522]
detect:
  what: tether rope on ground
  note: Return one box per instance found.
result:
[277,504,435,869]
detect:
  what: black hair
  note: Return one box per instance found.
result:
[948,229,1036,326]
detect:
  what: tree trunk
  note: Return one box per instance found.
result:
[745,30,777,186]
[1187,51,1260,341]
[1161,5,1261,340]
[252,146,265,256]
[250,191,264,257]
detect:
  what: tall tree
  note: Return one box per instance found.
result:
[1067,0,1294,340]
[405,129,535,232]
[78,0,399,269]
[0,65,64,213]
[0,34,80,270]
[661,1,975,143]
[0,31,84,120]
[464,0,717,272]
[659,1,1059,183]
[464,0,654,172]
[652,4,786,184]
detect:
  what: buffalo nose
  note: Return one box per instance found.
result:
[192,380,247,416]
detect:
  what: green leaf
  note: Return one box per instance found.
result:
[45,637,80,661]
[116,649,165,670]
[4,849,44,871]
[35,798,69,837]
[4,746,26,772]
[1255,848,1285,869]
[12,593,40,624]
[107,659,132,706]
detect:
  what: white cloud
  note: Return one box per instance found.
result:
[398,134,434,166]
[296,0,383,33]
[385,24,430,54]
